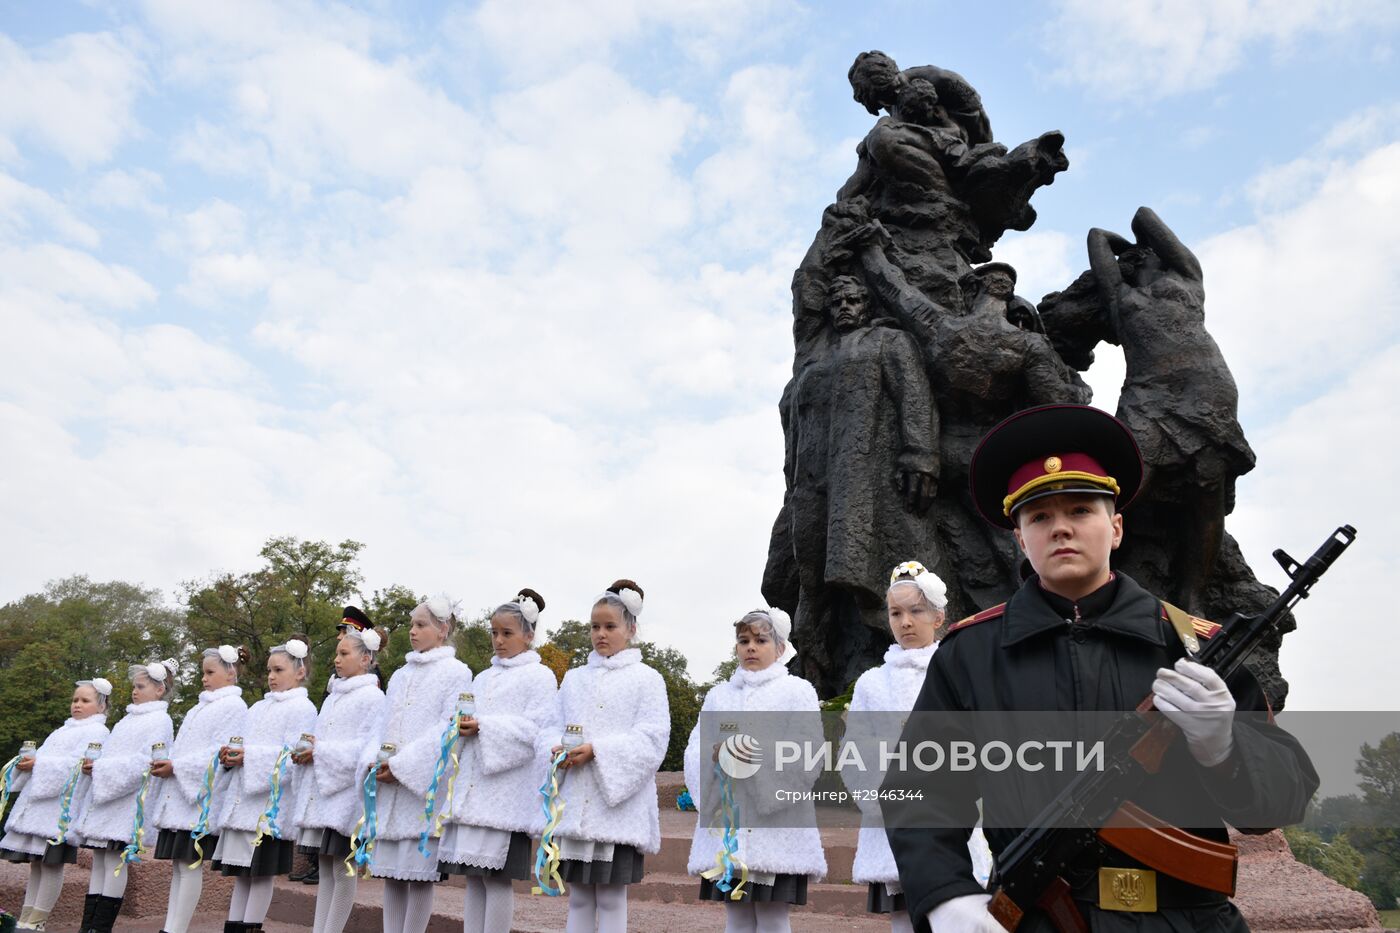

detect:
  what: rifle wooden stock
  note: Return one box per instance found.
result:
[1099,801,1238,895]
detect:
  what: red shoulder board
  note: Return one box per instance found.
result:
[945,603,1006,635]
[1159,605,1223,640]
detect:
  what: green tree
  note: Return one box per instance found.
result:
[182,537,364,703]
[455,610,495,675]
[0,577,185,763]
[543,619,592,668]
[364,584,421,681]
[1353,733,1400,908]
[1304,794,1370,840]
[1284,825,1365,889]
[637,642,701,772]
[709,657,738,687]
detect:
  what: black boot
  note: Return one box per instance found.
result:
[80,893,99,933]
[300,860,319,885]
[222,922,243,933]
[90,896,123,933]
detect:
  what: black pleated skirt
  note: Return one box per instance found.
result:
[0,842,77,866]
[299,828,353,860]
[556,844,645,886]
[699,872,809,905]
[866,882,906,913]
[82,840,128,853]
[154,829,214,862]
[441,831,533,881]
[212,838,295,877]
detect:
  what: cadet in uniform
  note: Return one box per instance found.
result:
[883,404,1318,932]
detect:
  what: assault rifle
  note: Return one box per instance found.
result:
[987,525,1357,932]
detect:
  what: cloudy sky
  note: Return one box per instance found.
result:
[2,0,1396,710]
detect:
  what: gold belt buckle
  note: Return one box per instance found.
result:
[1098,867,1157,912]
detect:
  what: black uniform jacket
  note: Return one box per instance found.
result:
[880,572,1319,931]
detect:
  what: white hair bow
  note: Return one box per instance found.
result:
[616,588,643,618]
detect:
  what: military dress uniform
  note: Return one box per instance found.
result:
[882,405,1319,933]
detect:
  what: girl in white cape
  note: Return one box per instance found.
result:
[210,638,318,933]
[148,646,249,933]
[1,678,112,931]
[438,588,557,933]
[74,659,178,933]
[684,608,826,933]
[358,594,472,933]
[843,562,993,933]
[547,579,670,933]
[291,627,386,933]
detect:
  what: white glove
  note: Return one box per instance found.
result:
[1152,658,1236,767]
[927,893,1004,933]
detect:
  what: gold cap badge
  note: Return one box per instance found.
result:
[1044,456,1062,473]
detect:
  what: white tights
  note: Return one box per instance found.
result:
[87,850,130,898]
[462,876,513,933]
[312,855,358,933]
[723,900,792,933]
[227,875,275,924]
[163,860,203,933]
[381,879,435,933]
[564,883,627,933]
[890,910,916,933]
[23,862,65,915]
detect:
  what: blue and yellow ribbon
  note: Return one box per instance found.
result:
[252,746,292,848]
[699,762,749,899]
[188,749,222,869]
[531,751,567,897]
[344,766,379,879]
[0,754,22,816]
[117,766,154,873]
[419,713,463,856]
[48,757,86,846]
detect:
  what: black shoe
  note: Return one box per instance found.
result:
[223,922,243,933]
[299,863,319,885]
[80,893,99,933]
[91,896,123,933]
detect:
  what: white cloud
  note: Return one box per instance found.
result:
[988,229,1075,305]
[1044,0,1400,99]
[1199,139,1400,709]
[1200,141,1400,411]
[0,172,100,247]
[0,244,154,311]
[1234,343,1399,710]
[0,31,145,166]
[454,0,797,76]
[87,168,166,214]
